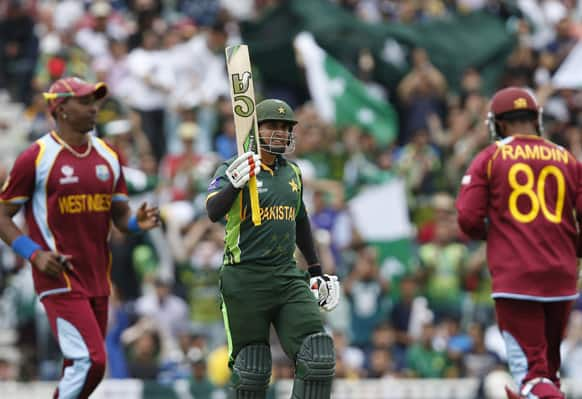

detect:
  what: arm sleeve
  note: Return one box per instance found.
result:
[0,144,38,204]
[296,214,319,267]
[456,148,491,240]
[205,162,240,222]
[292,164,320,275]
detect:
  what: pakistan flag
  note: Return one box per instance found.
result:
[294,32,398,145]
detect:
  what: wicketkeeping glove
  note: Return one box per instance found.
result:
[226,151,261,189]
[310,274,340,312]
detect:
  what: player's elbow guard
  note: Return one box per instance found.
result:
[206,202,220,223]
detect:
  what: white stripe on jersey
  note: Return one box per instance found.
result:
[33,135,62,251]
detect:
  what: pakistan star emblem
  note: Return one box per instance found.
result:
[289,179,298,192]
[278,106,286,115]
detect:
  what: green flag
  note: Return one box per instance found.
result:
[241,0,516,95]
[294,32,398,145]
[348,177,416,298]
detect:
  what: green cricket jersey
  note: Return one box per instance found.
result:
[207,156,307,267]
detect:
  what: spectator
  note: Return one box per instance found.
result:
[397,47,447,144]
[185,347,219,399]
[461,322,500,379]
[24,91,52,141]
[405,322,451,378]
[214,117,237,160]
[395,127,441,210]
[106,286,132,379]
[0,1,38,104]
[160,122,204,201]
[331,330,365,378]
[366,322,404,374]
[344,246,390,347]
[167,20,230,153]
[122,319,162,380]
[75,1,117,59]
[416,192,457,244]
[92,38,131,99]
[0,347,19,381]
[418,220,469,320]
[125,29,174,162]
[135,276,190,355]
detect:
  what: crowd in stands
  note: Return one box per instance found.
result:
[1,0,582,398]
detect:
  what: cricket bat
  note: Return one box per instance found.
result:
[225,44,262,226]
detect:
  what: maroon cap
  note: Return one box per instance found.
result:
[43,77,108,112]
[490,87,539,118]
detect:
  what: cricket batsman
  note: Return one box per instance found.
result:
[206,99,340,399]
[456,87,582,399]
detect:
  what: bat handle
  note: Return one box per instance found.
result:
[249,176,261,226]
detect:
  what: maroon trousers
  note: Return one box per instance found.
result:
[42,292,109,399]
[495,298,573,389]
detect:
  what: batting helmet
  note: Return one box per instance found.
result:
[256,99,297,125]
[486,87,543,140]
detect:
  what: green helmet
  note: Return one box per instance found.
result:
[256,99,297,125]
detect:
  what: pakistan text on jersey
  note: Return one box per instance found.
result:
[259,205,296,221]
[501,144,568,164]
[58,194,112,214]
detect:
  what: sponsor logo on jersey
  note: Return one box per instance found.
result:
[95,164,110,181]
[259,205,295,221]
[58,193,112,214]
[256,179,268,193]
[59,165,79,184]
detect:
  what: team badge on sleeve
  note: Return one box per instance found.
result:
[208,176,222,191]
[461,175,472,185]
[95,165,110,182]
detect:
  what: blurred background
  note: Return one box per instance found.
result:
[1,0,582,398]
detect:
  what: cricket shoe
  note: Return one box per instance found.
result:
[505,378,565,399]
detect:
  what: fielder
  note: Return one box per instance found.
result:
[0,77,160,398]
[456,87,581,399]
[206,99,339,399]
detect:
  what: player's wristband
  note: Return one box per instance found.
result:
[127,215,142,233]
[308,264,323,277]
[12,235,42,260]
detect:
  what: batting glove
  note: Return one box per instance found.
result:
[310,274,340,312]
[226,151,261,189]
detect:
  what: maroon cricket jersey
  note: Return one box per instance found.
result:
[0,132,128,299]
[456,134,582,301]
